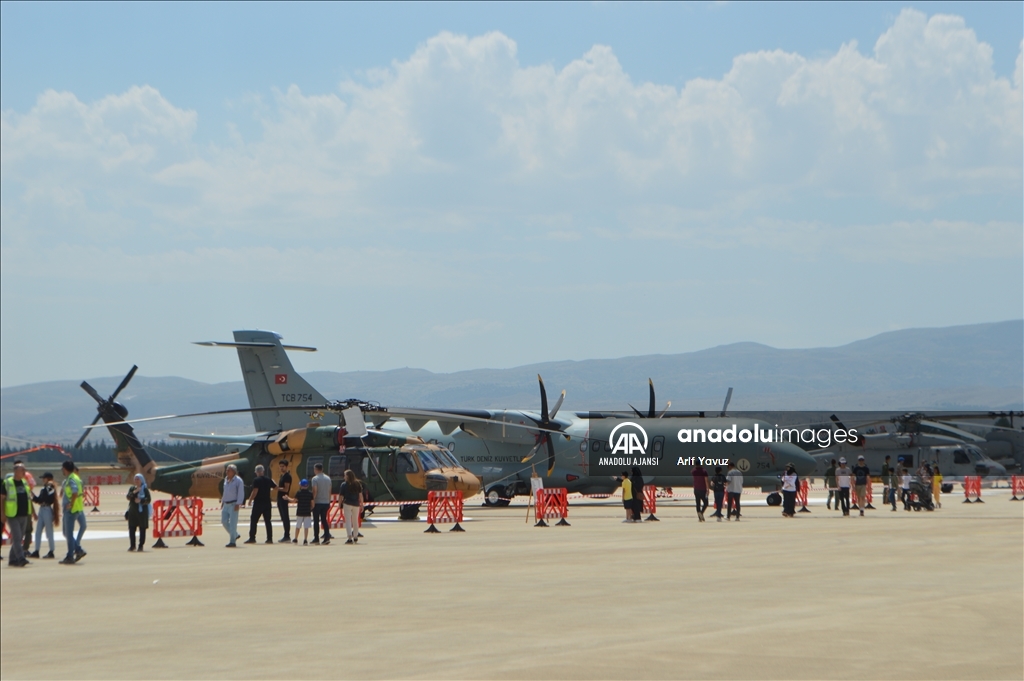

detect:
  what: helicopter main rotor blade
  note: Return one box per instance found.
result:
[80,381,106,405]
[109,365,139,402]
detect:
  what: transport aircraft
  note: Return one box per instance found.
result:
[199,330,818,506]
[76,368,480,510]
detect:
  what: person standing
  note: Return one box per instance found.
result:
[888,461,900,511]
[125,474,152,552]
[276,460,293,543]
[310,463,333,545]
[710,466,727,521]
[221,464,244,547]
[1,463,35,567]
[852,455,871,517]
[245,465,276,544]
[824,459,838,511]
[880,455,892,510]
[726,461,743,520]
[900,465,913,511]
[60,461,86,564]
[932,465,943,509]
[339,470,363,544]
[619,471,633,522]
[29,472,58,559]
[291,479,314,544]
[781,464,798,517]
[691,462,709,522]
[834,457,852,516]
[631,467,645,522]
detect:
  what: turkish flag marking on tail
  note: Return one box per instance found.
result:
[275,374,288,385]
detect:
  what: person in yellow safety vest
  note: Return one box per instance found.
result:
[1,463,36,567]
[60,461,87,565]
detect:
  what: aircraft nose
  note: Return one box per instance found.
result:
[779,443,817,476]
[457,470,482,496]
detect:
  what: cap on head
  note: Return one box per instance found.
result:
[839,457,846,464]
[42,472,54,480]
[300,479,309,486]
[858,455,865,460]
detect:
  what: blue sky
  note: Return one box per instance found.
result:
[1,1,1021,387]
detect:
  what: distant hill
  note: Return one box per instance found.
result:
[2,320,1021,444]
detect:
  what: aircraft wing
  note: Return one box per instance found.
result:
[377,407,572,446]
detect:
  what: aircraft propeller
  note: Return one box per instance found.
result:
[74,365,138,449]
[520,375,568,475]
[629,379,671,418]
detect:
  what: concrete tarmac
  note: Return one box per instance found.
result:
[1,489,1021,680]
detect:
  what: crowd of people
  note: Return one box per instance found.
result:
[1,451,957,566]
[1,460,89,566]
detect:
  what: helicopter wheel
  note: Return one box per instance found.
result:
[398,504,421,521]
[766,493,782,507]
[485,486,511,507]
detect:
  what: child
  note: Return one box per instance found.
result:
[290,479,314,545]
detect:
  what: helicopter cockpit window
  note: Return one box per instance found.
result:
[435,448,459,468]
[967,448,985,462]
[396,452,418,474]
[417,450,442,471]
[952,450,970,465]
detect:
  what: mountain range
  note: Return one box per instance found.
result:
[2,320,1021,444]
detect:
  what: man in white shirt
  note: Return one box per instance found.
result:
[310,463,333,545]
[221,464,244,547]
[726,461,743,521]
[835,457,852,516]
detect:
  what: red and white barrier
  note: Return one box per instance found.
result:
[850,482,874,509]
[86,475,123,486]
[152,497,204,547]
[83,486,101,513]
[963,476,983,503]
[797,479,811,513]
[643,485,659,521]
[1011,476,1024,501]
[424,491,464,533]
[534,488,570,527]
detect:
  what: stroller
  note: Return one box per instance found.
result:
[908,480,935,511]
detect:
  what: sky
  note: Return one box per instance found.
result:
[1,1,1022,387]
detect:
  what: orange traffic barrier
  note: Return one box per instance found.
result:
[534,488,570,527]
[327,493,363,529]
[797,479,811,513]
[151,497,204,548]
[83,486,101,513]
[1011,476,1024,501]
[424,490,464,533]
[963,476,983,503]
[643,485,659,521]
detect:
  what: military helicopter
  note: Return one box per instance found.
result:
[872,412,1024,473]
[203,330,818,506]
[76,368,481,518]
[806,415,1007,481]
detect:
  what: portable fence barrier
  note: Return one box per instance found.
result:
[424,490,465,533]
[86,475,122,485]
[534,488,570,527]
[643,485,659,521]
[962,476,983,503]
[1011,476,1024,501]
[83,486,101,513]
[326,494,363,529]
[151,497,204,547]
[797,479,811,513]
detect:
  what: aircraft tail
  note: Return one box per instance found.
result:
[196,330,334,432]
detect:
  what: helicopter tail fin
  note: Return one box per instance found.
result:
[195,330,331,432]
